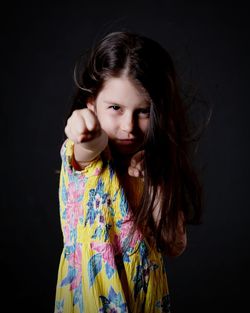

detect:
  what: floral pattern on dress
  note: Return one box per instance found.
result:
[55,299,64,313]
[133,241,159,300]
[88,242,117,285]
[58,143,86,312]
[54,139,171,313]
[155,295,171,313]
[99,287,127,313]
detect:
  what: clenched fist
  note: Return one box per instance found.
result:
[65,108,101,144]
[128,150,145,178]
[64,108,108,168]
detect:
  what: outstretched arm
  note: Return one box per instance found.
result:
[64,108,108,170]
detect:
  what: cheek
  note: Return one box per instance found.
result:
[98,115,117,135]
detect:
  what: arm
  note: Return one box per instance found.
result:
[64,108,108,170]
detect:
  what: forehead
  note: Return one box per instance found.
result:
[97,76,150,105]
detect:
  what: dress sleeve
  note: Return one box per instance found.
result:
[60,138,103,176]
[58,139,103,243]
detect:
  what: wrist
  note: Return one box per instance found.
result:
[74,130,108,165]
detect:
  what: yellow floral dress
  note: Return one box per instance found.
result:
[54,139,170,313]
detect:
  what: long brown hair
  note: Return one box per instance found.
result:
[68,31,212,254]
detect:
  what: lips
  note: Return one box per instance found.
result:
[116,139,136,145]
[110,138,140,155]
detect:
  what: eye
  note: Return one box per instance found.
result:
[109,105,121,111]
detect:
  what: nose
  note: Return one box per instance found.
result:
[121,112,134,133]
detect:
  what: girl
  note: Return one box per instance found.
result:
[54,31,204,313]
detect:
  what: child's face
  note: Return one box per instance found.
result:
[87,76,150,156]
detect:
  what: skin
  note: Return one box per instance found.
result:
[65,75,149,175]
[65,75,187,256]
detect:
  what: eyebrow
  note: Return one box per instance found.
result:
[103,100,150,107]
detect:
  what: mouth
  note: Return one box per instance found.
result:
[116,139,136,145]
[110,138,141,155]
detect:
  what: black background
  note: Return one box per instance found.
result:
[2,1,249,312]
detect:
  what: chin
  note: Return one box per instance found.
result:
[110,143,138,156]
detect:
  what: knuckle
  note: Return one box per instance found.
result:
[72,110,78,117]
[73,109,82,119]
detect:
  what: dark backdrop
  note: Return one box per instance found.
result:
[2,1,249,312]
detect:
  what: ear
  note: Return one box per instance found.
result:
[86,98,96,113]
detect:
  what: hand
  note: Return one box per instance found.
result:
[128,150,145,178]
[65,108,108,168]
[64,108,101,144]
